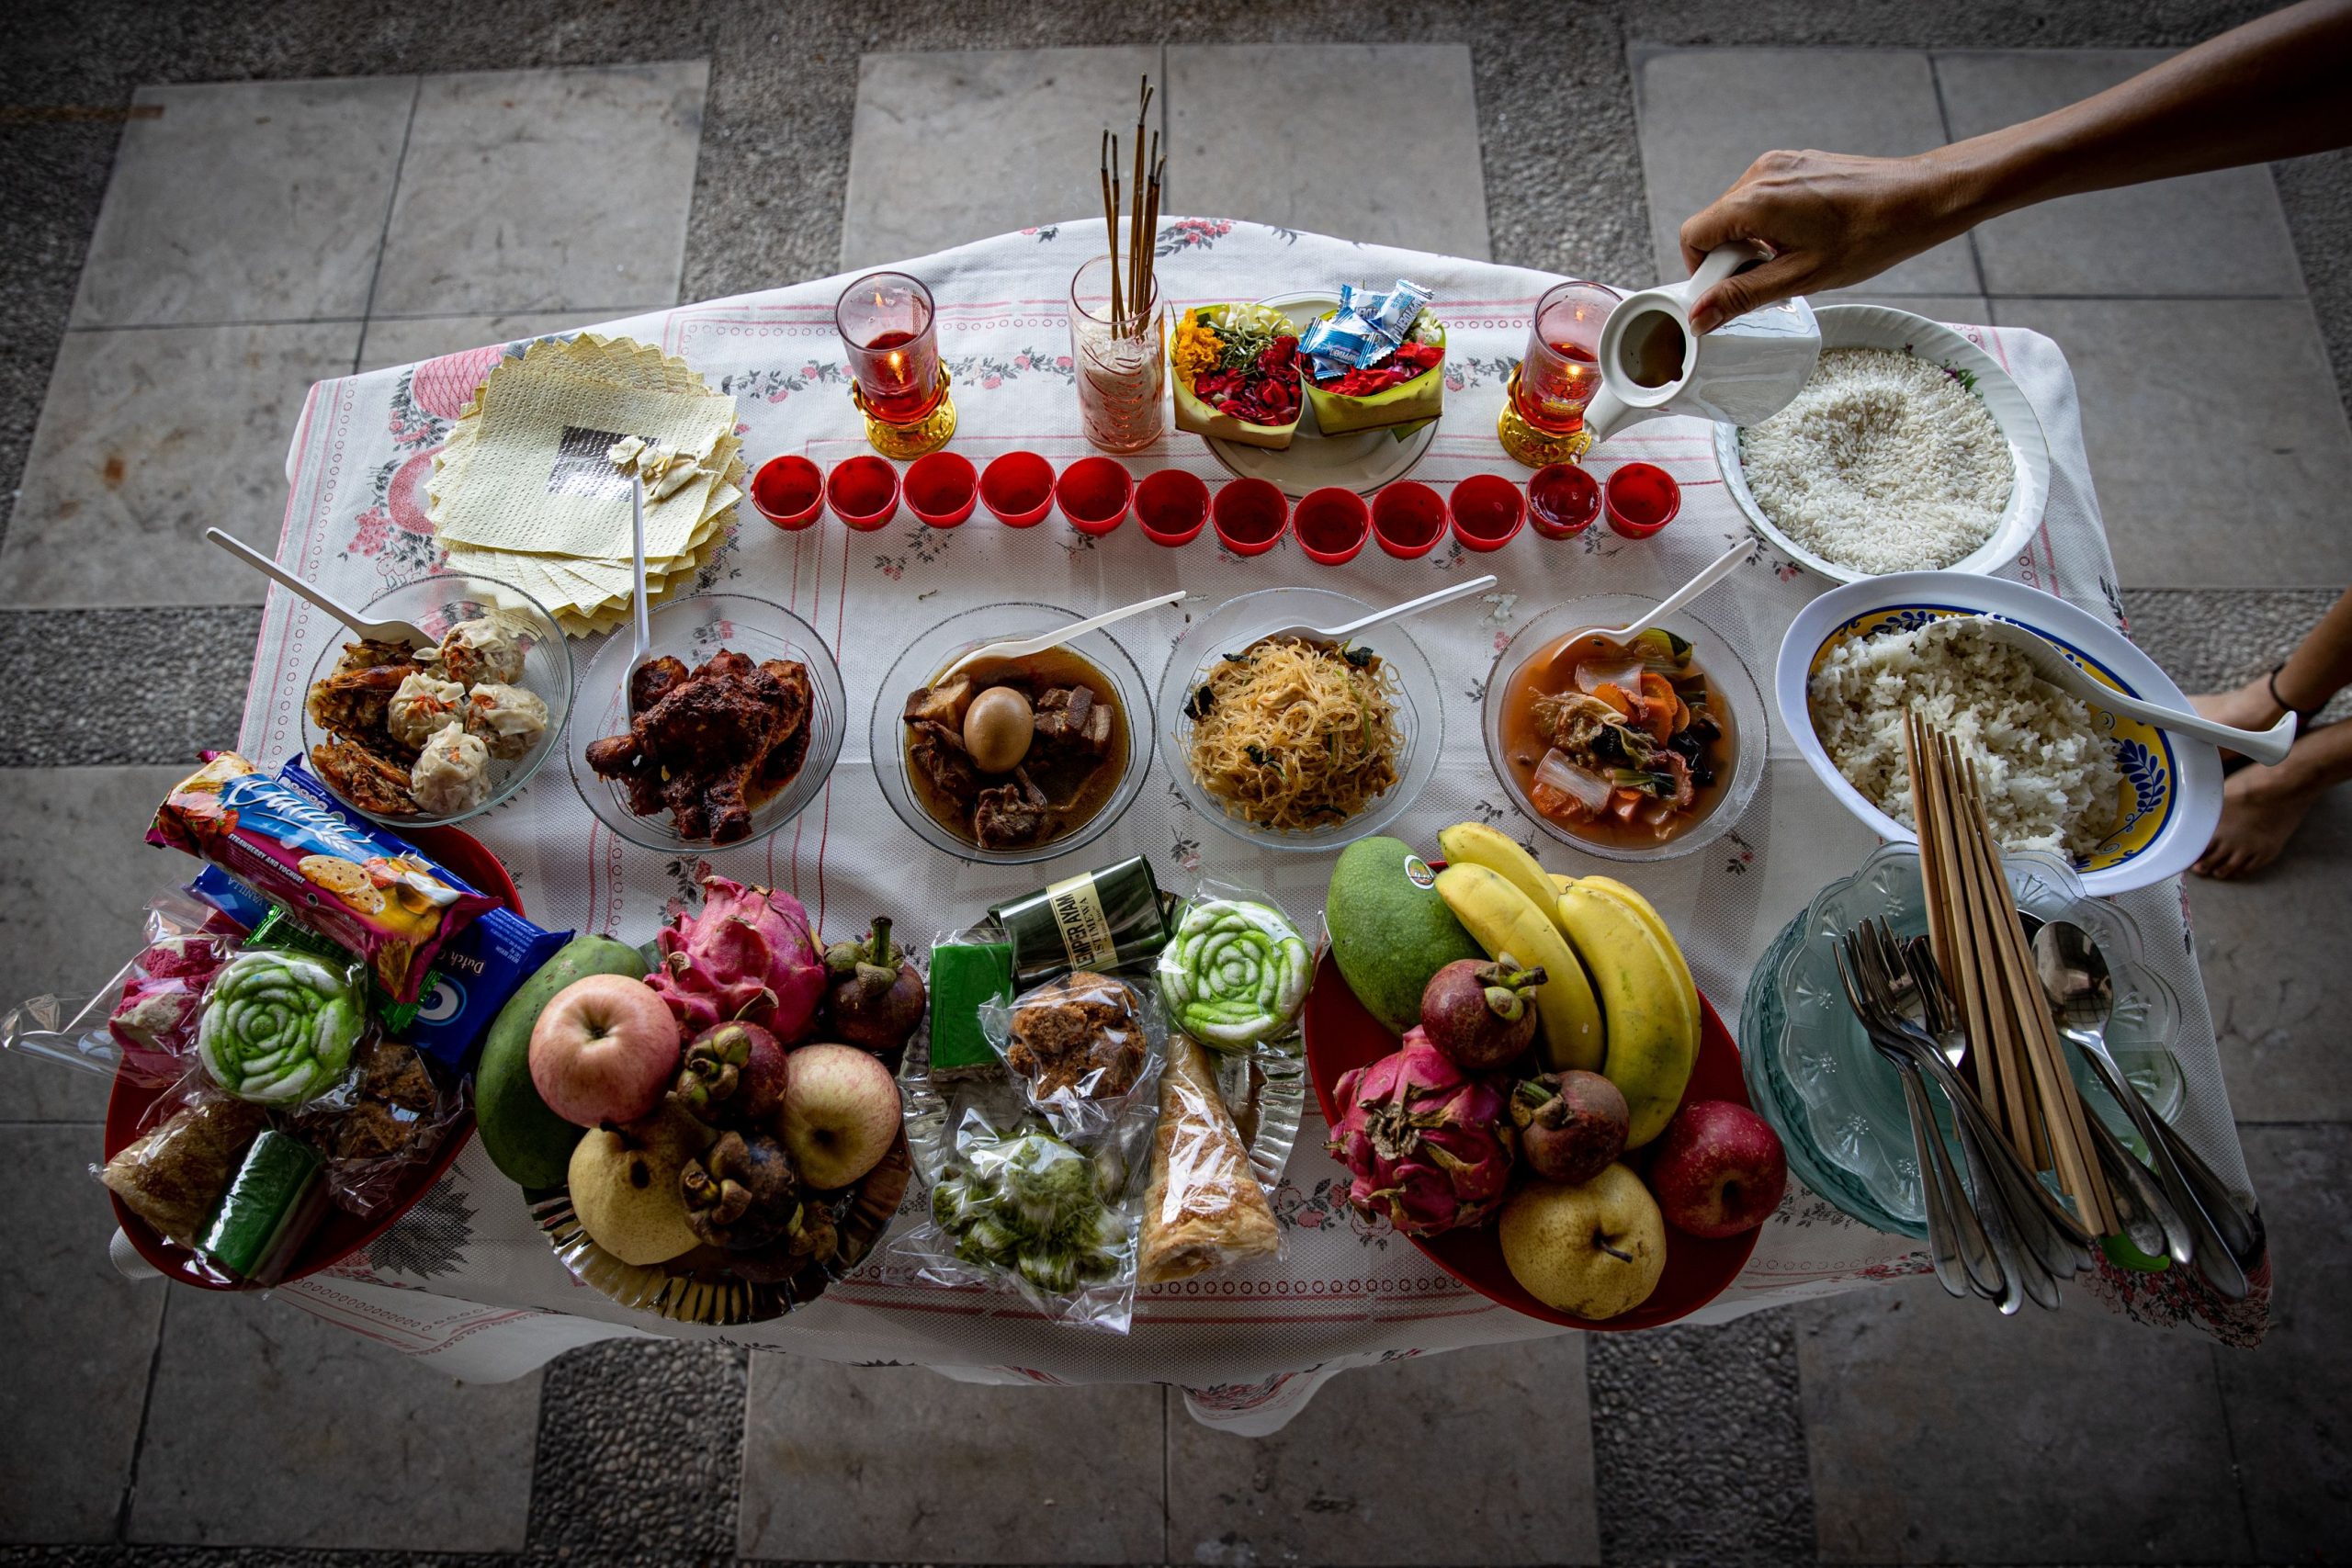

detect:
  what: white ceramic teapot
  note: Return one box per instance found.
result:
[1583,243,1820,446]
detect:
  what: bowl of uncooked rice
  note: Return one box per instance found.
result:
[1716,306,2049,582]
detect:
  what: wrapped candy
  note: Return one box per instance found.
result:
[1154,896,1311,1052]
[1299,277,1435,381]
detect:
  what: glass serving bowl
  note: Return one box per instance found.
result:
[566,592,845,852]
[869,601,1154,865]
[1740,842,2186,1238]
[299,572,574,827]
[1482,595,1766,863]
[1156,586,1442,852]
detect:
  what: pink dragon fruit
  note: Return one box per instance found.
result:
[1328,1027,1517,1236]
[648,876,827,1043]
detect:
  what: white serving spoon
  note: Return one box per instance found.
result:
[1545,542,1748,681]
[626,474,655,685]
[1243,573,1498,654]
[1961,615,2297,766]
[940,589,1185,680]
[205,526,433,647]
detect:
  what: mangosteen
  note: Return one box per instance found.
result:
[680,1130,803,1251]
[1512,1070,1630,1186]
[821,917,928,1055]
[670,1021,789,1128]
[1419,959,1547,1070]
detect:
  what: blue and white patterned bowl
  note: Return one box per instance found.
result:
[1777,571,2222,896]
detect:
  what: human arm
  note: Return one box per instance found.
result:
[1678,0,2352,331]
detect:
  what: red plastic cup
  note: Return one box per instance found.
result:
[752,455,825,531]
[1294,487,1371,566]
[979,450,1055,527]
[1528,462,1600,540]
[1371,481,1447,559]
[1212,478,1289,557]
[903,450,978,528]
[1605,462,1682,538]
[827,455,900,532]
[1056,456,1134,536]
[1136,468,1210,547]
[1450,473,1526,552]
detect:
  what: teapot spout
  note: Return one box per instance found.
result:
[1583,386,1661,447]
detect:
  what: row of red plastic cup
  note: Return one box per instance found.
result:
[750,449,1680,556]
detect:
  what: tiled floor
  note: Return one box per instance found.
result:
[2,23,2348,1568]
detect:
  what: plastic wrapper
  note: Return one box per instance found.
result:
[0,889,244,1088]
[98,1089,271,1247]
[291,1036,467,1218]
[194,946,368,1110]
[980,968,1165,1141]
[1154,878,1312,1054]
[1139,1032,1283,1283]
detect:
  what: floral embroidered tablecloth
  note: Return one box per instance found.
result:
[235,222,2265,1434]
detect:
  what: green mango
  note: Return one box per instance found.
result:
[476,935,650,1190]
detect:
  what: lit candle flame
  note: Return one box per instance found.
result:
[886,350,906,381]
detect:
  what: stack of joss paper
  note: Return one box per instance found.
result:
[429,335,743,637]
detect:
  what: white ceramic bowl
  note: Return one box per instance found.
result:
[1776,571,2222,896]
[1716,304,2050,583]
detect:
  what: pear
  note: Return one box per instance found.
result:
[569,1108,707,1266]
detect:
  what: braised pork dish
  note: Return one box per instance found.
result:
[900,645,1125,852]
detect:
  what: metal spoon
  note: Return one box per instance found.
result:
[206,527,433,648]
[2032,920,2256,1298]
[1960,615,2295,766]
[1238,573,1498,657]
[940,589,1184,681]
[1546,543,1748,679]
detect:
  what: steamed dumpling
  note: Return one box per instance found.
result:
[409,724,491,816]
[387,673,467,750]
[436,617,525,686]
[463,682,549,760]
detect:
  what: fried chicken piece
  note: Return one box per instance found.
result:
[583,649,812,843]
[311,739,419,816]
[630,655,690,716]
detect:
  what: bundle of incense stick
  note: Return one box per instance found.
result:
[1904,709,2120,1238]
[1096,75,1165,338]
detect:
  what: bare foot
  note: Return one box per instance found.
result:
[2192,755,2324,879]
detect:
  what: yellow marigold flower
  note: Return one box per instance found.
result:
[1173,317,1224,382]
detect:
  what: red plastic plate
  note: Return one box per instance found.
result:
[102,824,519,1290]
[1302,948,1761,1331]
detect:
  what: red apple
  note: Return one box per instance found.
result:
[529,973,683,1128]
[778,1043,902,1189]
[1647,1100,1787,1238]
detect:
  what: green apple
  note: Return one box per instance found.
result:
[1498,1163,1668,1319]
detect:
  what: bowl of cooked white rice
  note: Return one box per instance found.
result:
[1776,572,2222,896]
[1717,305,2049,583]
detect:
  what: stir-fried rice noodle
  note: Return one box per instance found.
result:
[1185,637,1402,830]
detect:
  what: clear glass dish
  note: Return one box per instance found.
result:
[566,592,844,852]
[1740,842,2186,1237]
[1156,586,1442,852]
[869,601,1154,865]
[299,572,574,827]
[1481,595,1766,862]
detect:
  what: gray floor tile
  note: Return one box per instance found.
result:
[1167,1337,1598,1566]
[0,766,199,1123]
[1632,49,1978,297]
[1935,51,2304,299]
[841,47,1161,270]
[2188,783,2352,1123]
[129,1291,538,1549]
[740,1355,1165,1562]
[0,1123,166,1544]
[69,78,415,330]
[2218,1125,2352,1560]
[1989,297,2352,589]
[1825,292,1989,322]
[1166,44,1491,259]
[357,310,583,373]
[529,1339,747,1559]
[0,606,260,769]
[0,321,359,609]
[1796,1278,2250,1562]
[372,62,707,317]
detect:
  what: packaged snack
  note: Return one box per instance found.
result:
[922,935,1013,1077]
[292,1037,467,1217]
[1139,1032,1282,1283]
[196,1128,328,1284]
[983,969,1164,1138]
[146,752,497,1001]
[98,1094,270,1247]
[188,865,270,932]
[2,890,240,1087]
[989,856,1173,987]
[1155,893,1312,1053]
[195,949,367,1106]
[408,905,569,1072]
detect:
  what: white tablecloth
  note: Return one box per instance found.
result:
[240,222,2264,1433]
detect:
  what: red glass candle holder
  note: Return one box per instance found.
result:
[980,451,1055,527]
[1498,280,1622,468]
[1136,468,1209,547]
[1213,478,1288,557]
[1372,481,1447,559]
[1450,473,1526,552]
[1528,462,1600,540]
[1605,462,1681,538]
[827,455,900,532]
[836,271,956,457]
[1056,456,1133,536]
[752,455,824,531]
[1295,487,1370,566]
[904,451,978,528]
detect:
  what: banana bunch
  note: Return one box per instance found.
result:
[1435,824,1700,1147]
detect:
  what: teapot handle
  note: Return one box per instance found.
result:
[1688,242,1767,310]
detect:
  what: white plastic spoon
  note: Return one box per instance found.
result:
[1242,573,1499,654]
[940,589,1185,679]
[205,527,433,647]
[1962,615,2296,766]
[626,473,655,683]
[1546,541,1747,676]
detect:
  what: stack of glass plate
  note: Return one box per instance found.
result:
[1740,844,2185,1238]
